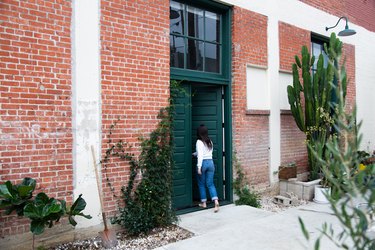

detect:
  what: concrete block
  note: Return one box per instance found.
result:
[279,181,287,195]
[274,195,292,206]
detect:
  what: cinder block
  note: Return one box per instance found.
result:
[274,195,292,206]
[279,181,287,195]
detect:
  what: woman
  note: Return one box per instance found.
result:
[194,124,219,212]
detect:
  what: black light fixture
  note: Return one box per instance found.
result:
[325,16,356,36]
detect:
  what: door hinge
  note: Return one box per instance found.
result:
[222,151,226,157]
[222,122,225,128]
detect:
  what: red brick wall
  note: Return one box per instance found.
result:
[279,22,311,173]
[300,0,375,32]
[232,6,269,186]
[100,0,170,214]
[279,22,311,72]
[342,43,356,111]
[0,0,73,236]
[280,114,309,174]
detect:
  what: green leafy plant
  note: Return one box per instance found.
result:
[23,193,91,235]
[0,177,36,215]
[109,81,181,235]
[287,34,343,181]
[299,33,375,250]
[233,153,261,208]
[0,178,91,238]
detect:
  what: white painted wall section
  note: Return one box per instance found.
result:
[267,14,281,184]
[246,66,269,110]
[72,0,102,227]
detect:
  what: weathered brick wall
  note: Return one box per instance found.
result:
[0,0,73,236]
[279,22,311,173]
[343,43,356,111]
[232,6,269,186]
[279,22,311,72]
[100,0,170,214]
[300,0,375,32]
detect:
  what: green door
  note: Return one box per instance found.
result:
[172,84,223,210]
[191,85,223,202]
[172,85,192,209]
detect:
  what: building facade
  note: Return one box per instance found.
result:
[1,0,375,240]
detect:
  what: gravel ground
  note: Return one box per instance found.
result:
[50,193,306,249]
[49,225,193,250]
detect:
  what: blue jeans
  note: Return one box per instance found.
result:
[197,159,218,202]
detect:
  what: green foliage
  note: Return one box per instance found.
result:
[287,33,346,181]
[110,81,181,236]
[67,194,92,226]
[0,177,36,215]
[299,33,375,250]
[0,178,91,236]
[233,153,261,208]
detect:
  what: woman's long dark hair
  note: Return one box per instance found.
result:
[197,124,212,149]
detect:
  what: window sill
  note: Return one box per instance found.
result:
[245,109,270,116]
[280,109,292,115]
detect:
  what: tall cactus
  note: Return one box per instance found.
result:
[287,33,344,180]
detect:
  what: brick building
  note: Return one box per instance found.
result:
[1,0,375,244]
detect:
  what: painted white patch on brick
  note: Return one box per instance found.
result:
[246,66,269,110]
[72,0,101,227]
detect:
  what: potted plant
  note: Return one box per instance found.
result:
[278,162,297,180]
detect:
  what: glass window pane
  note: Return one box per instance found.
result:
[322,50,328,68]
[187,39,203,71]
[312,42,322,70]
[170,1,184,35]
[187,6,204,39]
[205,11,220,43]
[205,43,220,73]
[170,35,185,68]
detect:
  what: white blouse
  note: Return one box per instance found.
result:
[195,140,213,168]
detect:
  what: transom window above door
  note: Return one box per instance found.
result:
[170,0,221,73]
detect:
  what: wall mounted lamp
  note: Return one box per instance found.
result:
[325,16,356,36]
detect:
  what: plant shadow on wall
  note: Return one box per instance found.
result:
[298,33,375,250]
[0,178,91,249]
[102,81,184,236]
[287,33,344,187]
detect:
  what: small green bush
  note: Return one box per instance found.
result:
[233,154,261,208]
[234,186,261,208]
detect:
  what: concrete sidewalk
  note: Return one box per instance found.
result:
[156,203,346,250]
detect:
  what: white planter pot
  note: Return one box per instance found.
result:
[314,185,331,204]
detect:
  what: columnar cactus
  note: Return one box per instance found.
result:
[287,33,344,180]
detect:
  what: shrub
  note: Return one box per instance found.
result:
[233,154,261,208]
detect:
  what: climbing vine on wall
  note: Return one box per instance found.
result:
[103,81,182,235]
